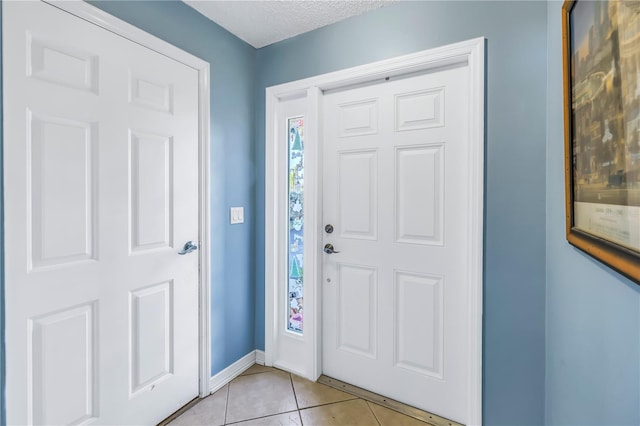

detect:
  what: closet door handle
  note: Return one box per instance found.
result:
[178,241,198,255]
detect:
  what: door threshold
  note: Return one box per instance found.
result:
[317,375,464,426]
[157,397,200,426]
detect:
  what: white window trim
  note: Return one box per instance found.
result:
[265,37,485,425]
[44,0,212,398]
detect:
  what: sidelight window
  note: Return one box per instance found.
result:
[287,116,304,334]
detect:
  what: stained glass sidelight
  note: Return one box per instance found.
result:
[287,117,304,333]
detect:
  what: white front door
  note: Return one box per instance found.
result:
[322,66,471,423]
[4,2,200,424]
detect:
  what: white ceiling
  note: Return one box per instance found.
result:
[183,1,389,49]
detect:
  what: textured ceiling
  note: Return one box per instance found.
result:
[183,1,389,48]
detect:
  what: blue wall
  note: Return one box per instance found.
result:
[254,2,548,424]
[545,2,640,424]
[88,1,257,375]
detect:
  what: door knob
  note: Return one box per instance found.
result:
[178,241,198,255]
[323,243,340,254]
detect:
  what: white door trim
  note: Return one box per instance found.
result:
[33,0,212,399]
[265,37,484,424]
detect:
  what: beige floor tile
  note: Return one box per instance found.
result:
[241,364,277,376]
[299,399,379,426]
[169,385,228,426]
[367,402,430,426]
[225,370,298,424]
[229,410,302,425]
[291,374,357,409]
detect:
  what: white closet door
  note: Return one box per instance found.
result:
[4,2,199,424]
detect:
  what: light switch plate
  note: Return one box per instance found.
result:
[230,207,244,224]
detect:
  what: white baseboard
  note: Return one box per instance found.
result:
[255,350,265,365]
[209,350,257,394]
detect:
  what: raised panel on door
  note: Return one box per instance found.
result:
[338,150,378,240]
[28,34,99,93]
[395,88,444,131]
[30,303,98,425]
[338,99,378,138]
[29,112,97,269]
[395,145,444,246]
[129,72,174,113]
[336,263,378,359]
[394,271,443,379]
[129,131,173,253]
[130,281,173,396]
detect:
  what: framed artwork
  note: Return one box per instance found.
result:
[563,0,640,283]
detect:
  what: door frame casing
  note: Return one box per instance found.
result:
[3,0,212,399]
[265,37,485,425]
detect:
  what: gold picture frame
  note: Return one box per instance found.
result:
[563,0,640,283]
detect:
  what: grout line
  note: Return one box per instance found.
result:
[240,369,276,377]
[288,373,304,426]
[365,400,383,426]
[289,373,301,411]
[318,375,456,426]
[224,409,300,425]
[298,398,364,413]
[223,383,230,425]
[298,395,360,411]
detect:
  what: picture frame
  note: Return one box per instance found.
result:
[563,0,640,283]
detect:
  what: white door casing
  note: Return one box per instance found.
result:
[269,96,308,377]
[266,87,324,380]
[265,39,484,425]
[322,66,469,423]
[3,1,211,424]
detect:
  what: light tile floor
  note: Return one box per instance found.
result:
[168,364,431,426]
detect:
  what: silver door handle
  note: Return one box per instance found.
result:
[323,244,340,254]
[178,241,198,255]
